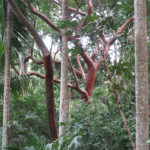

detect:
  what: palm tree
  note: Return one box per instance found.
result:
[1,1,31,148]
[134,0,149,149]
[2,5,12,150]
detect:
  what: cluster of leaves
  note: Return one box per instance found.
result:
[0,79,49,149]
[49,97,135,150]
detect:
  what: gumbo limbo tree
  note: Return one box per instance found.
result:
[8,0,134,141]
[27,0,134,102]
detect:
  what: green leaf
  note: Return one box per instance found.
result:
[58,20,77,29]
[68,46,83,57]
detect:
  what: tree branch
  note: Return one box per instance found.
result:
[28,4,60,32]
[110,16,134,45]
[24,56,43,64]
[68,56,79,87]
[53,78,89,101]
[88,0,93,15]
[91,42,99,61]
[13,67,20,75]
[76,54,86,84]
[27,72,45,79]
[70,0,80,19]
[53,0,87,16]
[76,40,95,68]
[96,34,110,69]
[7,0,50,56]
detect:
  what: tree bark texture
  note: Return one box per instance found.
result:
[59,0,69,136]
[19,52,25,75]
[2,5,12,150]
[134,0,149,149]
[43,55,58,140]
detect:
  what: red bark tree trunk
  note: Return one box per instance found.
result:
[7,0,58,140]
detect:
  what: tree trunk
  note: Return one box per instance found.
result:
[59,0,69,136]
[2,5,12,150]
[134,0,149,149]
[19,52,25,75]
[7,0,58,140]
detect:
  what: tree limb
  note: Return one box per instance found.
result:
[53,0,87,16]
[7,0,50,56]
[13,67,20,75]
[70,0,80,19]
[110,16,134,45]
[27,72,45,79]
[91,42,99,61]
[76,40,95,68]
[28,4,60,32]
[96,34,110,69]
[68,56,79,87]
[24,56,43,64]
[76,54,86,84]
[88,0,93,15]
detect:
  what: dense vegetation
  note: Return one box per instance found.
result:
[0,0,150,149]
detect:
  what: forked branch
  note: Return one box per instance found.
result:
[53,0,87,16]
[76,54,86,84]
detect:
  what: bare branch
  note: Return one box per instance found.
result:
[53,0,87,16]
[110,16,134,45]
[70,0,80,20]
[76,54,86,84]
[68,56,79,87]
[25,56,43,65]
[88,0,93,15]
[27,72,45,79]
[13,67,20,75]
[91,42,99,61]
[76,40,95,68]
[7,0,49,56]
[29,4,60,32]
[96,34,110,69]
[53,77,89,101]
[53,48,60,79]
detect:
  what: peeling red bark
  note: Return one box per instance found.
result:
[7,0,58,140]
[28,4,60,32]
[43,55,58,140]
[85,66,96,97]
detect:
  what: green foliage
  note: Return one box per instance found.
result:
[58,20,78,29]
[4,82,50,148]
[68,46,83,57]
[0,75,37,98]
[25,132,47,150]
[110,61,134,79]
[49,98,135,150]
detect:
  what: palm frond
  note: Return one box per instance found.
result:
[0,0,5,55]
[0,0,31,53]
[0,75,38,98]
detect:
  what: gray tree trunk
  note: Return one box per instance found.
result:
[134,0,149,149]
[2,5,12,150]
[59,0,69,136]
[19,52,25,75]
